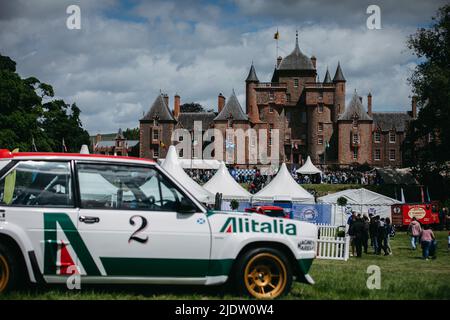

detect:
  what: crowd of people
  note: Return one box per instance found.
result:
[185,166,383,190]
[347,212,394,258]
[347,212,445,260]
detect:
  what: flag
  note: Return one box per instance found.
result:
[401,187,406,203]
[31,136,37,152]
[426,187,431,202]
[274,29,279,40]
[62,138,67,153]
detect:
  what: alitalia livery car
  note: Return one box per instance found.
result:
[0,150,317,299]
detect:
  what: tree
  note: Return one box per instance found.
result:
[123,128,139,140]
[180,103,205,113]
[403,5,450,201]
[0,53,90,152]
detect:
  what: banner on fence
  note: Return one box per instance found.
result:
[292,204,332,224]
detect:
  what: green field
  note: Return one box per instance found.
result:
[1,231,449,300]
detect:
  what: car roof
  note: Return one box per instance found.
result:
[258,206,284,210]
[0,149,155,165]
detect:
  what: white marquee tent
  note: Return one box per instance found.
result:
[203,162,252,201]
[253,163,315,203]
[296,156,322,175]
[317,188,401,225]
[160,146,215,204]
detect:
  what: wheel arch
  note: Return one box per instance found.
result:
[229,241,300,281]
[0,231,36,283]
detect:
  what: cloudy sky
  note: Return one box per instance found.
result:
[0,0,446,134]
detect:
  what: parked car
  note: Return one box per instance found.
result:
[245,206,290,219]
[0,150,317,299]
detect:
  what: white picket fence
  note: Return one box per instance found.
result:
[316,224,350,261]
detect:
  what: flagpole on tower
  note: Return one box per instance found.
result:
[274,28,279,61]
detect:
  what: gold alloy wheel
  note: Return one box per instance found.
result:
[0,255,10,293]
[244,253,287,299]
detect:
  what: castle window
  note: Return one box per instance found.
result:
[352,118,358,128]
[286,94,291,103]
[294,79,299,87]
[389,131,396,143]
[269,92,274,101]
[353,133,359,144]
[353,148,358,160]
[318,122,324,132]
[269,105,274,113]
[153,148,159,158]
[374,149,381,160]
[389,149,396,161]
[152,129,159,140]
[269,124,274,146]
[374,131,381,143]
[318,104,324,113]
[318,135,323,145]
[179,149,184,157]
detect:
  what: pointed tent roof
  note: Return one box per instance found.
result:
[161,146,214,204]
[296,156,322,175]
[253,163,314,203]
[333,62,346,82]
[214,91,248,121]
[141,94,176,122]
[278,32,315,71]
[338,91,373,121]
[245,63,259,82]
[323,68,332,84]
[203,162,252,200]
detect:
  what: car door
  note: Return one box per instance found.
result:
[75,161,211,280]
[0,159,80,281]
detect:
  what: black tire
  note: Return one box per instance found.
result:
[235,247,292,299]
[0,242,22,294]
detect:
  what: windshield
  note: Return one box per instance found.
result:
[264,209,286,218]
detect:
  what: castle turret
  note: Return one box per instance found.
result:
[245,63,261,123]
[333,62,346,120]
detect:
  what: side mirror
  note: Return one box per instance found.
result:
[177,198,197,214]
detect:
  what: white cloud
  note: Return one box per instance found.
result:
[0,0,437,134]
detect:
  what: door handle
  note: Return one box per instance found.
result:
[79,215,100,224]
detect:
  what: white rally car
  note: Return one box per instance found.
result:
[0,150,317,299]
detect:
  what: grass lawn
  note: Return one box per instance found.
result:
[1,231,449,300]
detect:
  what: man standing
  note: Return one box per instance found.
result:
[350,216,365,258]
[408,217,422,250]
[362,215,370,254]
[369,215,379,254]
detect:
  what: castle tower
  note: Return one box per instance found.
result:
[245,63,261,123]
[333,61,346,120]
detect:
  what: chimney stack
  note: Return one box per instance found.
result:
[311,56,317,69]
[163,94,169,108]
[367,92,372,117]
[277,56,282,68]
[174,94,180,118]
[218,93,225,113]
[412,96,417,119]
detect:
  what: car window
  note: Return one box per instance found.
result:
[264,209,286,218]
[0,161,73,207]
[77,163,195,212]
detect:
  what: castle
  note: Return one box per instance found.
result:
[139,33,416,168]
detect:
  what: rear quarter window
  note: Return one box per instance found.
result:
[0,160,73,207]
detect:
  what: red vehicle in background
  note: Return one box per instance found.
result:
[391,201,440,228]
[245,206,290,219]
